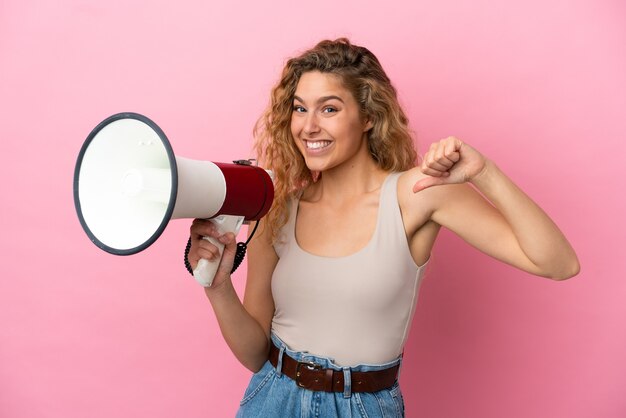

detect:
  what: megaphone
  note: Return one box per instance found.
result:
[73,112,274,287]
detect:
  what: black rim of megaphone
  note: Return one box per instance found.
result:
[73,112,178,256]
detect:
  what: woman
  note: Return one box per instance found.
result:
[187,39,579,417]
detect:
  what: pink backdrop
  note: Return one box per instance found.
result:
[1,1,625,417]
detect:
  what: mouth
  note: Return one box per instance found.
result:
[303,140,332,150]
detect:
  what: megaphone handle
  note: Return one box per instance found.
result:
[193,215,245,287]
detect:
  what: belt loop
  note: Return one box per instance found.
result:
[276,346,285,377]
[342,367,352,399]
[396,354,403,381]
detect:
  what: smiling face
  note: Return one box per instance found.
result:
[290,71,372,173]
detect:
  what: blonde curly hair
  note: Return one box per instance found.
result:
[254,38,417,242]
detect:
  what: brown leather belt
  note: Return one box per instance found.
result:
[269,343,399,393]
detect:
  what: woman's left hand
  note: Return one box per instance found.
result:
[413,136,487,192]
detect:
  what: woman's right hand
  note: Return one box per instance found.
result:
[188,218,238,290]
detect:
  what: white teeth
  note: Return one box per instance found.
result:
[305,140,331,149]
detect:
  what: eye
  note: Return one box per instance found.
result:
[293,104,306,113]
[322,106,337,114]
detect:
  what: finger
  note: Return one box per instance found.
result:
[425,144,456,170]
[420,167,445,177]
[190,219,216,238]
[442,138,464,162]
[192,234,223,260]
[441,139,460,161]
[196,244,221,261]
[413,176,448,193]
[420,160,450,177]
[444,136,463,149]
[424,158,450,173]
[434,142,447,162]
[216,233,237,276]
[420,137,463,177]
[422,151,447,171]
[445,151,460,164]
[429,146,455,166]
[191,218,212,230]
[432,154,456,170]
[218,233,237,252]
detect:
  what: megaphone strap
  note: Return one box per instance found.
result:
[183,237,194,276]
[231,242,248,273]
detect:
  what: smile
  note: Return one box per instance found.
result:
[304,140,332,150]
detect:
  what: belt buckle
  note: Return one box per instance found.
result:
[295,361,322,389]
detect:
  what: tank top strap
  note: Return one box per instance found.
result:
[374,172,406,245]
[379,172,402,211]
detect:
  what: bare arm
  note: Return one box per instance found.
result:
[410,137,580,280]
[188,219,277,372]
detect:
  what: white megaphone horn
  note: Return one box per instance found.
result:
[73,112,274,287]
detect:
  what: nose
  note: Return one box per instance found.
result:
[303,112,320,136]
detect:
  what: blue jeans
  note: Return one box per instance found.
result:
[236,334,405,418]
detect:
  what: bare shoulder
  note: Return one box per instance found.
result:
[397,167,478,229]
[397,166,428,194]
[398,167,444,213]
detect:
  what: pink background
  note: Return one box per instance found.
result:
[1,1,625,417]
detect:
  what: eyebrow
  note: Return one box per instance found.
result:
[293,95,345,105]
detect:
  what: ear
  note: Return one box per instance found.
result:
[363,118,373,132]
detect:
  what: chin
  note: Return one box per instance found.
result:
[305,161,334,173]
[303,158,328,173]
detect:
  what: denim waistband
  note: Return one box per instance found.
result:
[270,332,402,373]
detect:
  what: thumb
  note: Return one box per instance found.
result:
[412,175,448,193]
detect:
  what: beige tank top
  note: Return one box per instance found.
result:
[271,172,429,366]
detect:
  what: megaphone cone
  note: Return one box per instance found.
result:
[73,112,274,285]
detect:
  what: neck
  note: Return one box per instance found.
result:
[306,150,388,203]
